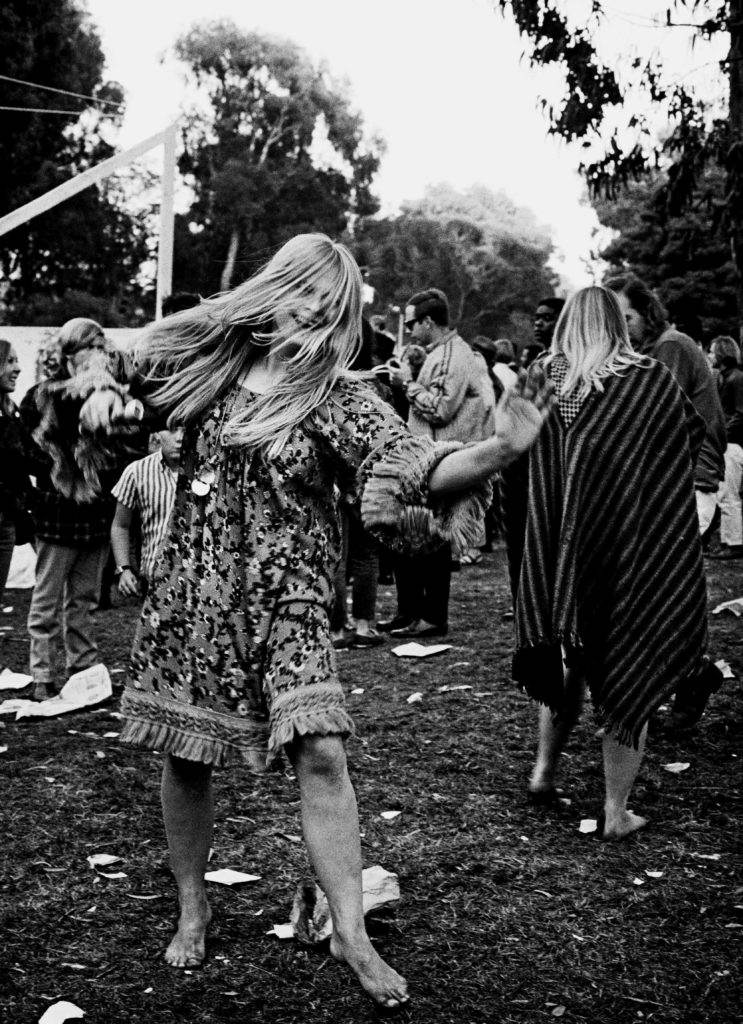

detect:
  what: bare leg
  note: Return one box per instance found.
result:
[602,724,648,840]
[292,735,409,1009]
[161,754,214,967]
[529,677,585,794]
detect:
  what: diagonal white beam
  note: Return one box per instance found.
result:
[0,122,179,238]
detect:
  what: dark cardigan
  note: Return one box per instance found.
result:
[501,358,708,746]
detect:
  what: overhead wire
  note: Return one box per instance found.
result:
[0,72,124,110]
[0,105,88,115]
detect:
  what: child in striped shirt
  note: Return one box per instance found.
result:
[110,429,182,597]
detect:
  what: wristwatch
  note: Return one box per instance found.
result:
[114,565,133,579]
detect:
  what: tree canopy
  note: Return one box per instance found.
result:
[354,183,557,344]
[0,0,151,324]
[171,22,384,294]
[497,1,742,336]
[595,164,738,343]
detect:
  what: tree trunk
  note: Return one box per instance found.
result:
[728,0,743,342]
[220,226,240,292]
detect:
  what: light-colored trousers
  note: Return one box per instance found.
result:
[717,443,743,547]
[27,541,108,685]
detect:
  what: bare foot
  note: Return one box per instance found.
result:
[602,809,648,841]
[330,932,409,1010]
[165,899,212,968]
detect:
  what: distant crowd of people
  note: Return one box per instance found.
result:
[0,238,740,1008]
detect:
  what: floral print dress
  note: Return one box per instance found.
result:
[120,376,488,769]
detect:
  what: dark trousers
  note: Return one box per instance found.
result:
[393,543,451,627]
[331,508,379,631]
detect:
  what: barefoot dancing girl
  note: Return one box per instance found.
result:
[501,286,709,840]
[80,234,553,1010]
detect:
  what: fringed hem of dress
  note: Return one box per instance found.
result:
[119,688,269,770]
[268,683,355,758]
[513,641,708,749]
[360,437,492,557]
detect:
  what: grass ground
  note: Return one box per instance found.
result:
[0,547,740,1024]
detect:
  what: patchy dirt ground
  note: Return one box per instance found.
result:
[0,547,740,1024]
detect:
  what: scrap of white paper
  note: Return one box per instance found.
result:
[102,732,120,739]
[267,923,295,939]
[350,687,364,695]
[579,819,598,834]
[98,871,128,879]
[86,854,122,868]
[392,642,452,658]
[692,853,722,861]
[663,762,691,774]
[645,870,664,879]
[204,868,261,885]
[0,746,7,754]
[5,664,112,720]
[126,893,161,900]
[714,659,735,680]
[406,692,423,704]
[2,605,13,614]
[632,877,645,886]
[380,810,401,821]
[438,684,473,693]
[0,668,32,690]
[38,1002,85,1024]
[712,597,743,616]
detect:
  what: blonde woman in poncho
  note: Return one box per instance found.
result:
[80,233,554,1010]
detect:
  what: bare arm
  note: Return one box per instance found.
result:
[110,502,140,596]
[429,373,554,495]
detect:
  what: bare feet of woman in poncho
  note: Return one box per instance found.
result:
[330,931,409,1010]
[165,896,212,968]
[602,808,648,841]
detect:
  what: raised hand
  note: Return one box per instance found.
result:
[80,389,126,433]
[494,368,556,459]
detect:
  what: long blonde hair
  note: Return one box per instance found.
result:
[547,286,650,399]
[135,233,363,456]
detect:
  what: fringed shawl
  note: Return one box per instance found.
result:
[500,358,708,746]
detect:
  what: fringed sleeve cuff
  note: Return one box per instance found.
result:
[359,436,492,556]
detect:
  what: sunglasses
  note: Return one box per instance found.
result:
[404,319,418,331]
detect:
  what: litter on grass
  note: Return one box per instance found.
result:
[380,810,401,821]
[692,853,722,861]
[350,687,364,695]
[632,877,645,886]
[0,668,32,690]
[645,870,664,879]
[38,1002,84,1024]
[204,868,261,885]
[579,819,598,834]
[438,684,473,693]
[290,865,400,944]
[711,597,743,616]
[0,664,112,719]
[86,854,122,868]
[267,923,295,940]
[392,642,452,658]
[406,692,423,704]
[98,871,128,879]
[714,659,736,680]
[663,762,691,774]
[0,745,7,754]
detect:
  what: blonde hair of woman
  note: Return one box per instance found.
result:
[136,233,363,456]
[546,285,650,400]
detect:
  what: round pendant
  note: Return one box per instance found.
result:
[191,478,210,496]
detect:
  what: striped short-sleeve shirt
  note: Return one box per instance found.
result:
[111,451,177,581]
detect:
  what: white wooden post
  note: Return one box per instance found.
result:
[155,124,177,320]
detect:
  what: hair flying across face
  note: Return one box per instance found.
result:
[134,233,364,456]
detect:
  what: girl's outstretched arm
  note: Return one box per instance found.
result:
[428,372,555,495]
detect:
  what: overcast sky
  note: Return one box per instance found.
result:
[86,0,725,288]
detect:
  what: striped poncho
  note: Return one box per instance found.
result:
[500,357,708,746]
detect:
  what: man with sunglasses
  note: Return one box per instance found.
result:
[384,288,496,637]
